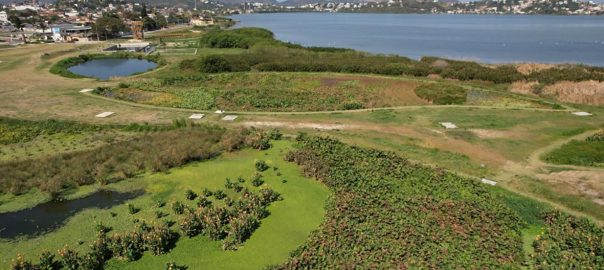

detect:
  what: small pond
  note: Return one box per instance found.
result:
[68,58,157,80]
[0,190,143,239]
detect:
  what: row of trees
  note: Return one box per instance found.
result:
[11,223,178,270]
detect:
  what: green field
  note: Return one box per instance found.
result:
[0,141,330,269]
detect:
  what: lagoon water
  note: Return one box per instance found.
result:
[232,13,604,66]
[68,58,157,80]
[0,190,142,239]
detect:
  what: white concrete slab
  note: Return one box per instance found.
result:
[188,114,205,119]
[480,178,497,186]
[222,115,238,121]
[95,112,114,118]
[572,112,592,116]
[439,122,458,129]
[80,88,94,93]
[215,110,225,114]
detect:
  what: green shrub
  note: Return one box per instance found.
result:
[533,211,604,269]
[414,83,468,105]
[255,160,269,172]
[172,201,185,215]
[199,55,232,73]
[185,189,198,200]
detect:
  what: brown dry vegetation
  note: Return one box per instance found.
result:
[542,80,604,105]
[515,63,556,75]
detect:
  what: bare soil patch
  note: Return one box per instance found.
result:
[536,170,604,206]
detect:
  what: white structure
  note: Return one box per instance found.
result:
[572,112,592,116]
[222,115,238,121]
[95,112,115,118]
[480,178,497,186]
[189,114,205,119]
[80,88,94,93]
[439,122,458,129]
[215,110,225,114]
[190,15,214,27]
[0,11,8,23]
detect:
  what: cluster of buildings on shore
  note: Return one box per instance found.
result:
[0,1,216,45]
[230,0,604,15]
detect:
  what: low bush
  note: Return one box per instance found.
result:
[533,211,604,269]
[255,160,269,172]
[414,83,468,104]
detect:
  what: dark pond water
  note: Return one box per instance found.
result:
[232,13,604,66]
[0,190,143,239]
[68,58,157,80]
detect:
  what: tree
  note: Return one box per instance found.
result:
[93,14,126,40]
[155,14,167,29]
[142,17,157,31]
[141,4,148,18]
[8,15,22,30]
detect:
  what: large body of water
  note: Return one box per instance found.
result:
[68,58,157,80]
[232,13,604,66]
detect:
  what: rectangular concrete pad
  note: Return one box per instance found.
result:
[439,122,458,129]
[222,115,238,121]
[95,112,114,118]
[572,112,592,116]
[189,114,205,119]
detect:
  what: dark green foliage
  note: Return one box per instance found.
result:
[172,201,185,215]
[58,246,79,270]
[199,55,232,73]
[528,65,604,85]
[20,225,177,269]
[414,83,468,105]
[198,28,276,49]
[10,254,34,270]
[95,223,112,234]
[214,190,226,200]
[222,213,259,251]
[196,197,212,208]
[533,211,604,269]
[425,58,524,83]
[144,224,177,255]
[279,137,524,269]
[185,189,198,200]
[255,160,269,172]
[267,129,283,140]
[544,139,604,167]
[202,188,214,197]
[38,251,59,270]
[166,261,188,270]
[128,204,140,215]
[251,174,264,187]
[110,231,144,261]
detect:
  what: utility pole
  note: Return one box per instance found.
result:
[194,0,197,11]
